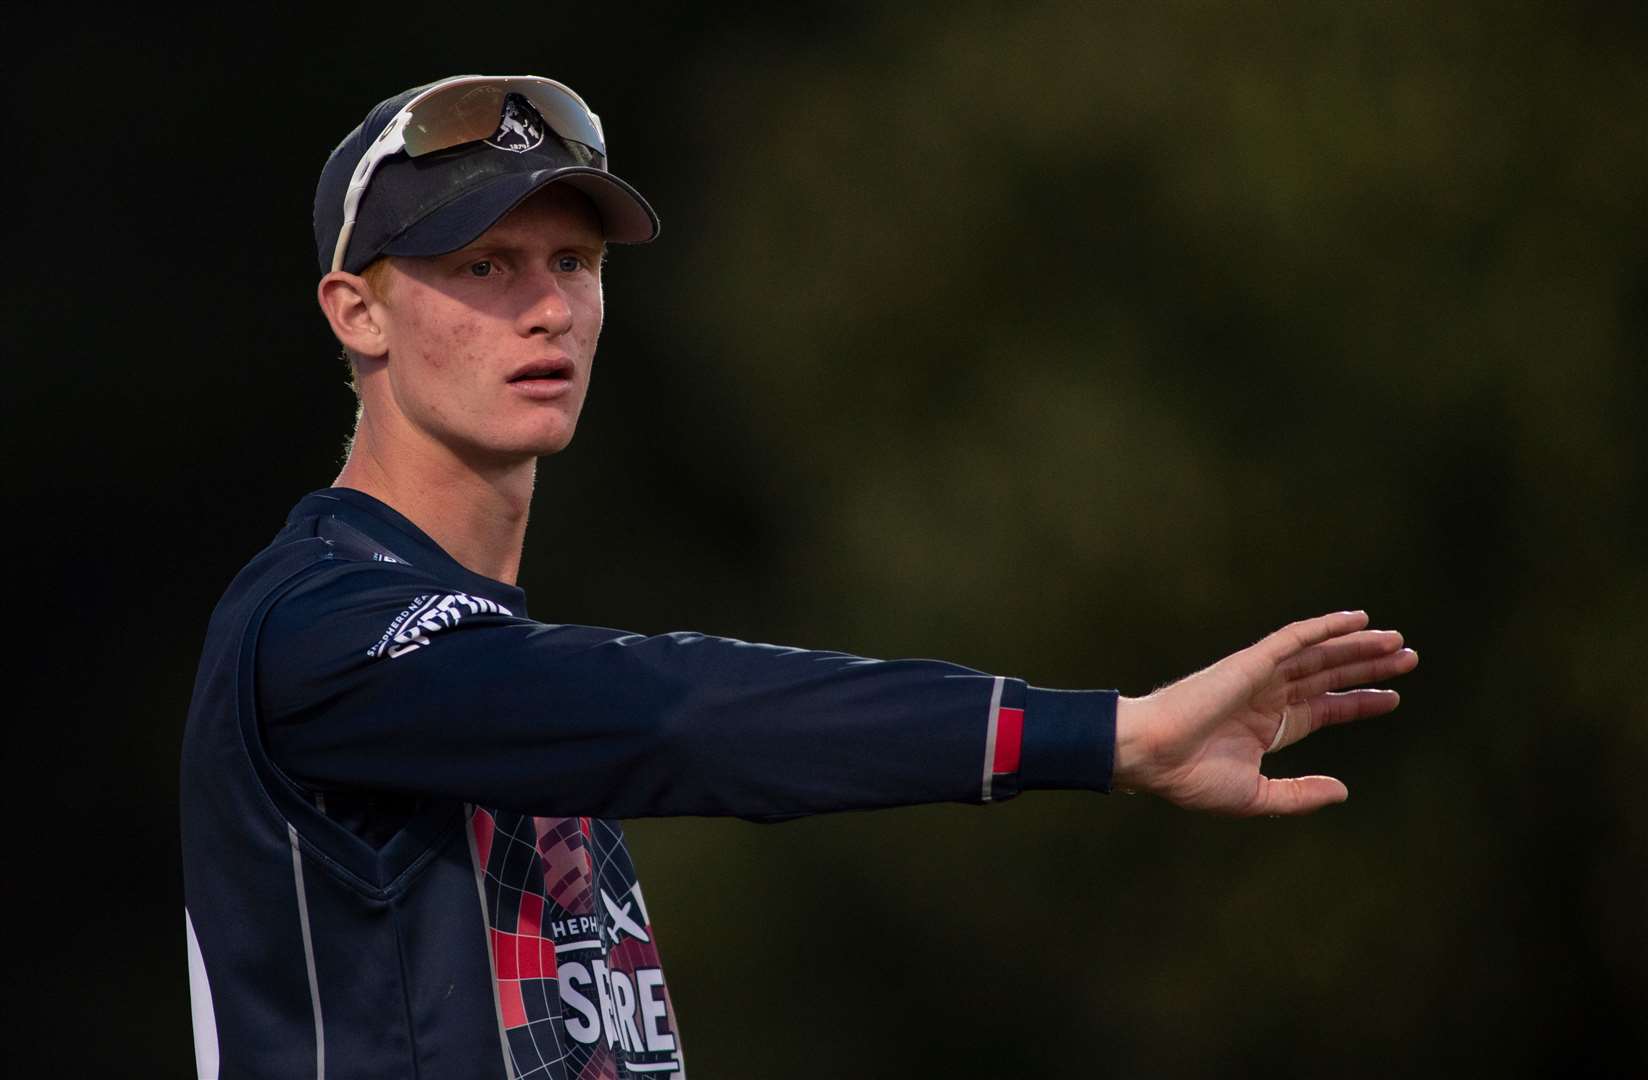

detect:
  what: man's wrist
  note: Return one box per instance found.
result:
[1111,695,1149,795]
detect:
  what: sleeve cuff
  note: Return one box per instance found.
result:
[1011,685,1117,794]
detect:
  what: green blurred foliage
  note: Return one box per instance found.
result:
[8,1,1645,1074]
[619,9,1647,1073]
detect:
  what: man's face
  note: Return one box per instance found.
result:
[369,184,606,463]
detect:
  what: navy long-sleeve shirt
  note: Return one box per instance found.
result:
[180,488,1116,1079]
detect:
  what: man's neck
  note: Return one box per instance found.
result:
[334,425,535,586]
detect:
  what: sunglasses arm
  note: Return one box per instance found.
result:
[330,112,413,273]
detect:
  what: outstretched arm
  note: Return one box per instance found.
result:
[1112,611,1418,816]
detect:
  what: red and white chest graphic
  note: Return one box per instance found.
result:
[470,808,685,1079]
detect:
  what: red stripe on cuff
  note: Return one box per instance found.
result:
[992,707,1024,774]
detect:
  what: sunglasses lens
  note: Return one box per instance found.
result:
[401,79,605,160]
[333,76,623,272]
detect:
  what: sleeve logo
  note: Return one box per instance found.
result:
[367,592,513,659]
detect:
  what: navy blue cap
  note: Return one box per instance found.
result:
[314,76,659,275]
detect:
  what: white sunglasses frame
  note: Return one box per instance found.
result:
[330,75,608,274]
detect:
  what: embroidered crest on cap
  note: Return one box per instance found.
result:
[487,94,547,153]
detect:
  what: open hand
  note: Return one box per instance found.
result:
[1111,611,1418,816]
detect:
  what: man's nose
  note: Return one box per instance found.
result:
[518,270,575,337]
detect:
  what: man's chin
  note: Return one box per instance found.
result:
[520,429,579,460]
[456,429,576,469]
[506,416,581,457]
[529,429,577,457]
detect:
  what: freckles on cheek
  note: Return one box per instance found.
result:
[579,300,604,353]
[401,314,482,427]
[419,317,484,374]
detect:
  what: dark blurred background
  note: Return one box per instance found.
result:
[8,2,1645,1075]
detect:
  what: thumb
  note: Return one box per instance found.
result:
[1250,775,1349,817]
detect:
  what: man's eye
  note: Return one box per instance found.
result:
[556,255,584,273]
[468,260,494,277]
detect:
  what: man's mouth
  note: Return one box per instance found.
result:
[508,359,574,384]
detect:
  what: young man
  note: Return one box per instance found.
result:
[181,75,1417,1079]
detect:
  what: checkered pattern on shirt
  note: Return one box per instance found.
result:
[472,808,572,1075]
[471,809,685,1080]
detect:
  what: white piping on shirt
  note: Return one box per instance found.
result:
[288,824,326,1079]
[980,676,1006,802]
[466,807,517,1079]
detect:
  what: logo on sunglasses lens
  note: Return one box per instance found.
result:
[487,94,546,153]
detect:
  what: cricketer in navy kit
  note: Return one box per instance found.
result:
[180,74,1419,1079]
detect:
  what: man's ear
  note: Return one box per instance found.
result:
[317,270,389,359]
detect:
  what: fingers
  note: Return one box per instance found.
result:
[1248,775,1349,817]
[1267,689,1402,751]
[1278,629,1404,681]
[1310,688,1402,727]
[1290,646,1418,702]
[1259,610,1370,665]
